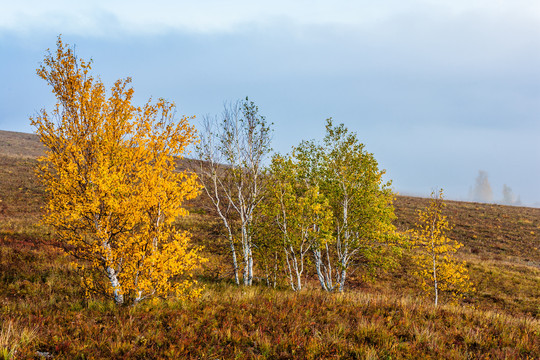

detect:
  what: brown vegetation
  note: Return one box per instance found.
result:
[0,130,44,159]
[0,130,539,358]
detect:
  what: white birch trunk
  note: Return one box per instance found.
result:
[230,238,240,285]
[313,246,334,292]
[96,214,124,305]
[432,249,439,307]
[285,247,296,290]
[338,267,347,293]
[106,266,124,305]
[296,248,304,291]
[313,249,328,291]
[247,242,253,286]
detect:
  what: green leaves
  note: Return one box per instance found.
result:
[258,119,398,291]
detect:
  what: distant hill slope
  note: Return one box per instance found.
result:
[0,128,538,265]
[0,130,44,158]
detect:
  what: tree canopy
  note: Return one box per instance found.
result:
[31,37,205,305]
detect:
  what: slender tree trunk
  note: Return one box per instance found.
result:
[432,251,438,307]
[247,244,253,286]
[291,248,303,291]
[336,196,349,293]
[106,266,124,305]
[313,248,335,292]
[101,231,123,305]
[338,268,347,292]
[296,248,304,291]
[243,246,249,286]
[198,159,241,285]
[217,203,239,285]
[239,213,254,286]
[221,217,239,285]
[229,233,240,285]
[324,243,333,291]
[430,215,439,307]
[285,248,296,290]
[337,247,349,292]
[247,212,254,286]
[313,249,326,291]
[296,264,302,291]
[242,231,253,286]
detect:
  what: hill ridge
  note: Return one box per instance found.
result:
[0,129,44,159]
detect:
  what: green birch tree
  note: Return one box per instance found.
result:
[296,119,398,292]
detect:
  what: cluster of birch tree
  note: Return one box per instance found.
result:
[195,100,399,292]
[195,100,473,303]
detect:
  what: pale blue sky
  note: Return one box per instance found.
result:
[1,1,539,205]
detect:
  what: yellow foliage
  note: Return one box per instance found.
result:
[409,189,474,305]
[30,37,205,305]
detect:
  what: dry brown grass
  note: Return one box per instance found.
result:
[0,130,44,159]
[0,319,38,360]
[1,129,539,358]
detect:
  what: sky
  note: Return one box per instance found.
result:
[1,0,539,205]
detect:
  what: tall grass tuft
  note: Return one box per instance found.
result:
[0,320,37,360]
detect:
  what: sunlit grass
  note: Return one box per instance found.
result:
[1,154,539,358]
[0,320,38,360]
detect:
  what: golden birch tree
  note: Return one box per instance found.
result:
[409,189,473,306]
[30,37,205,305]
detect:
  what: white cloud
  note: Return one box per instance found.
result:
[3,0,540,36]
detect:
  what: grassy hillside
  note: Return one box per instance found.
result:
[0,130,44,159]
[0,130,539,358]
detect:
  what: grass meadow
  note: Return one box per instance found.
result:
[1,140,539,359]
